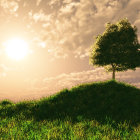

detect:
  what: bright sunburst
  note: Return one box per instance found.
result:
[4,38,29,60]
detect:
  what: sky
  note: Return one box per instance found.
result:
[0,0,140,102]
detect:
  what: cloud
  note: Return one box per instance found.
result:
[0,0,139,59]
[0,0,18,14]
[22,68,140,101]
[0,64,7,77]
[36,0,42,6]
[134,19,140,42]
[41,0,140,59]
[1,67,139,102]
[0,0,140,102]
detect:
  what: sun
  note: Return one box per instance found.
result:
[4,38,29,60]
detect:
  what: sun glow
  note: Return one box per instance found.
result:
[4,38,29,60]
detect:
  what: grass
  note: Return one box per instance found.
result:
[0,80,140,139]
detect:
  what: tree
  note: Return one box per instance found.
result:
[89,18,140,80]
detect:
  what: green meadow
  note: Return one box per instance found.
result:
[0,80,140,139]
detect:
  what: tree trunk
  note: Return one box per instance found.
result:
[112,68,115,80]
[112,64,115,80]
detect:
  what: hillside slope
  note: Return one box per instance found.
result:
[0,80,140,125]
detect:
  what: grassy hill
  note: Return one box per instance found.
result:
[0,80,140,139]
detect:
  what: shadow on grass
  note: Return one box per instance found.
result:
[0,80,140,126]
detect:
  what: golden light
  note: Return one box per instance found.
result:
[4,38,29,60]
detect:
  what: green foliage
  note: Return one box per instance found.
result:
[0,80,140,139]
[90,18,140,79]
[0,99,13,106]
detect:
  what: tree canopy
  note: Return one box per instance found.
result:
[89,18,140,79]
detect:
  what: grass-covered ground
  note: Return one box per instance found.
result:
[0,80,140,139]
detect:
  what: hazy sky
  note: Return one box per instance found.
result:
[0,0,140,102]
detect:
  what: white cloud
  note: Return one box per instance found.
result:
[36,0,42,6]
[0,0,140,102]
[1,67,139,102]
[23,68,140,100]
[1,0,137,59]
[0,64,7,77]
[40,0,140,59]
[0,0,18,13]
